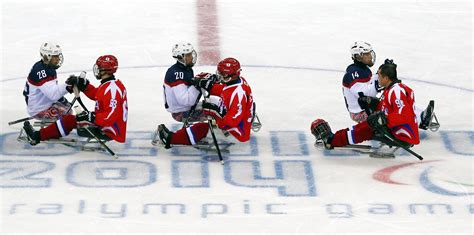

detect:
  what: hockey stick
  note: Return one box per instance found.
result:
[73,86,116,158]
[207,118,224,164]
[8,117,34,126]
[201,89,224,164]
[182,92,202,128]
[376,128,423,161]
[64,97,77,114]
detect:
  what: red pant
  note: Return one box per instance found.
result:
[331,121,375,147]
[39,115,77,141]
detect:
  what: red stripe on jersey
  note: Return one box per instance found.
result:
[343,77,371,88]
[27,76,56,86]
[164,79,188,87]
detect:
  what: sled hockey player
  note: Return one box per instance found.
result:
[312,61,420,155]
[22,55,128,146]
[23,42,72,121]
[343,41,439,131]
[163,42,206,123]
[156,57,254,149]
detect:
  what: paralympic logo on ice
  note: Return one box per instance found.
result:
[373,160,474,196]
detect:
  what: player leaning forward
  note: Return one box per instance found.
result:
[157,58,255,147]
[23,55,128,145]
[311,61,419,149]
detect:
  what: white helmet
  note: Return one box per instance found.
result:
[40,42,63,69]
[350,41,376,66]
[172,42,197,67]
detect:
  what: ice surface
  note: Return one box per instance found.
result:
[1,0,472,234]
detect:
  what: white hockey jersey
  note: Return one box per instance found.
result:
[163,62,200,113]
[342,62,379,114]
[23,61,69,116]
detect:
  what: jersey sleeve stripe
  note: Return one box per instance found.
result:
[342,77,371,88]
[27,76,56,86]
[164,79,188,87]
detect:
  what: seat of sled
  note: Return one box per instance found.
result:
[76,126,111,141]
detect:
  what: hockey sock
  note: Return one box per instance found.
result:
[330,121,375,147]
[40,115,77,140]
[330,128,350,147]
[171,122,209,145]
[345,121,374,146]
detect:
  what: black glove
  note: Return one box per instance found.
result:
[76,111,95,126]
[66,74,89,92]
[193,78,215,93]
[203,101,226,119]
[367,111,387,130]
[358,94,380,115]
[193,72,218,92]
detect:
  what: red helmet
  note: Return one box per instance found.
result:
[93,55,118,78]
[217,57,241,82]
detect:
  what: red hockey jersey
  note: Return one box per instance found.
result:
[210,77,254,142]
[379,82,419,145]
[83,77,128,142]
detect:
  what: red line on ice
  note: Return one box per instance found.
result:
[196,0,221,65]
[372,160,440,185]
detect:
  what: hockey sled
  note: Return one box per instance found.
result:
[426,112,440,132]
[314,140,402,158]
[151,130,235,154]
[314,133,421,159]
[251,103,262,132]
[17,123,117,158]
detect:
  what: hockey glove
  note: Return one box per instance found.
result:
[76,111,95,126]
[193,78,215,93]
[202,101,226,120]
[367,111,387,130]
[193,72,218,93]
[66,74,89,92]
[358,95,380,115]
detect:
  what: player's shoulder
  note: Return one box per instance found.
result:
[28,61,57,85]
[99,78,126,98]
[112,79,127,94]
[385,82,407,98]
[345,63,371,76]
[164,63,194,86]
[343,63,372,87]
[31,61,56,74]
[224,78,249,93]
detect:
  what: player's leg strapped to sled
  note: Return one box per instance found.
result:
[18,105,116,157]
[311,111,422,160]
[151,98,262,164]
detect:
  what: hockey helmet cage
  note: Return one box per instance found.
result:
[217,57,241,83]
[350,41,376,66]
[172,42,197,67]
[93,55,118,79]
[40,42,63,69]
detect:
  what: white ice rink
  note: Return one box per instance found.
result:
[1,0,473,234]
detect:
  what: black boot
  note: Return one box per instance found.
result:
[23,121,40,146]
[158,124,173,149]
[419,100,434,130]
